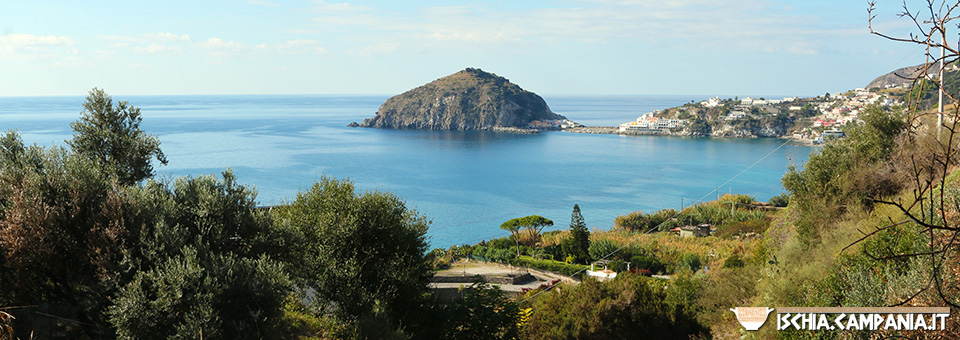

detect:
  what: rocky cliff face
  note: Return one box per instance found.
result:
[687,120,790,138]
[356,68,565,130]
[866,64,934,89]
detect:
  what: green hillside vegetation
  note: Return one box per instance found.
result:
[357,68,566,130]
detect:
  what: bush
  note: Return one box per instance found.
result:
[614,209,678,232]
[769,193,790,207]
[631,255,667,275]
[110,171,293,339]
[271,176,431,329]
[588,239,619,262]
[674,253,702,273]
[722,253,745,268]
[782,104,909,245]
[486,237,515,250]
[523,274,708,339]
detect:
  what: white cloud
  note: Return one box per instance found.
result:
[135,43,181,54]
[302,0,850,56]
[145,32,192,42]
[0,33,74,48]
[99,32,327,58]
[244,0,280,6]
[98,34,138,43]
[0,33,76,59]
[278,39,327,55]
[52,56,83,68]
[311,0,369,13]
[198,37,260,57]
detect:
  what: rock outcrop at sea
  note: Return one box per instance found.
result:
[354,68,566,130]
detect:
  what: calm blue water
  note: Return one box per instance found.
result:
[0,95,812,248]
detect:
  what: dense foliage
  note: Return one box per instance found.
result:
[0,127,292,338]
[69,88,167,185]
[523,274,708,340]
[271,176,433,330]
[782,104,909,245]
[108,171,292,339]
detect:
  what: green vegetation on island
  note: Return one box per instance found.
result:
[354,68,570,132]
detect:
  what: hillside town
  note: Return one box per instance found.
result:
[607,87,904,143]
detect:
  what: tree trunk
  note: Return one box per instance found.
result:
[514,233,521,258]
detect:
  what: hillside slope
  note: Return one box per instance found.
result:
[355,68,565,130]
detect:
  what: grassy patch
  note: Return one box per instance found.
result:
[509,256,589,277]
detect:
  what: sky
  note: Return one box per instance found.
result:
[0,0,943,97]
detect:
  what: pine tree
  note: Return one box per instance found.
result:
[566,204,590,263]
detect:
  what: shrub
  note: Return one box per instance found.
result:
[614,209,678,232]
[588,239,619,262]
[631,255,667,275]
[675,253,702,273]
[523,274,708,339]
[769,193,790,207]
[722,254,745,268]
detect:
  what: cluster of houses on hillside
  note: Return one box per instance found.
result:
[610,87,904,142]
[617,111,687,132]
[792,88,901,144]
[700,96,799,108]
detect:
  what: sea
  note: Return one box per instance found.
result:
[0,94,813,249]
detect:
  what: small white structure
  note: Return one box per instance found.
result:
[700,97,722,108]
[587,262,617,281]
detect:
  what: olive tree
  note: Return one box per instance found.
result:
[69,88,167,185]
[272,176,432,331]
[0,131,125,337]
[108,171,292,339]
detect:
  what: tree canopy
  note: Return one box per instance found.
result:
[523,274,707,340]
[501,215,554,257]
[69,88,167,185]
[271,176,433,330]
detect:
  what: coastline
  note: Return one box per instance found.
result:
[562,126,817,146]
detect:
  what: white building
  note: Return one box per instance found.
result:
[618,112,686,132]
[701,97,722,108]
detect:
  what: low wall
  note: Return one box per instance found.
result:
[431,272,536,285]
[466,260,580,285]
[431,274,483,284]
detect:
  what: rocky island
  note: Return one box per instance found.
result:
[352,68,575,132]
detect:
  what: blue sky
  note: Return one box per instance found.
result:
[0,0,937,97]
